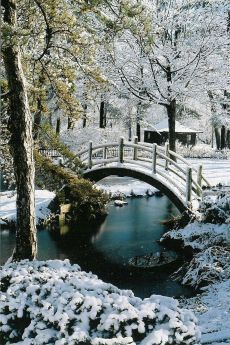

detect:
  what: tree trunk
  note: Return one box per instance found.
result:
[2,0,37,260]
[214,127,221,150]
[82,103,87,128]
[220,125,226,149]
[136,101,142,141]
[226,130,230,149]
[56,118,61,134]
[136,122,141,141]
[99,99,106,128]
[166,99,177,159]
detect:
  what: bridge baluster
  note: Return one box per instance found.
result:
[152,144,157,174]
[133,136,138,160]
[119,137,124,163]
[103,146,107,166]
[186,167,192,204]
[88,141,93,169]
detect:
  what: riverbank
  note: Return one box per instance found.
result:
[160,191,230,344]
[0,190,55,227]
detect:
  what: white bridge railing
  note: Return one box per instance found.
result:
[76,137,210,208]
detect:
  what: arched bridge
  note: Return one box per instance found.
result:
[76,138,210,213]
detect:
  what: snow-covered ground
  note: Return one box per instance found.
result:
[0,190,55,226]
[187,159,230,186]
[96,176,158,197]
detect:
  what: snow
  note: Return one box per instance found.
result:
[187,159,230,186]
[181,280,230,345]
[0,259,200,345]
[161,222,229,251]
[114,200,128,206]
[161,189,230,345]
[148,118,202,134]
[0,190,55,226]
[96,176,158,198]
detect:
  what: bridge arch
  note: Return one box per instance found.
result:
[83,166,189,214]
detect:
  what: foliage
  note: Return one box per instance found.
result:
[0,259,200,345]
[35,151,109,222]
[38,124,83,172]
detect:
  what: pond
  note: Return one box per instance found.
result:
[0,186,192,299]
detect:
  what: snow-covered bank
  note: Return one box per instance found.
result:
[0,259,200,345]
[164,222,230,345]
[0,190,55,226]
[181,279,230,345]
[160,188,230,345]
[96,176,158,197]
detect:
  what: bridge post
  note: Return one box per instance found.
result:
[197,165,203,187]
[165,143,169,170]
[88,141,93,169]
[152,144,157,174]
[186,167,192,204]
[196,165,203,197]
[119,137,124,163]
[133,136,138,160]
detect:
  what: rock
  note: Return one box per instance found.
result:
[128,251,178,269]
[114,200,128,207]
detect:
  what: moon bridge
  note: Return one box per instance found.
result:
[76,137,210,213]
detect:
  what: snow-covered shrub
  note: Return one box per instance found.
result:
[161,222,229,252]
[175,142,230,159]
[200,193,230,224]
[0,260,200,345]
[173,246,230,289]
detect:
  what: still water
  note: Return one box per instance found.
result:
[0,194,192,299]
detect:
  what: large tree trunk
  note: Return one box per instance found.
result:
[2,0,37,260]
[166,99,176,159]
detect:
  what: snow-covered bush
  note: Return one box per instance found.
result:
[0,260,200,345]
[161,222,229,252]
[200,193,230,224]
[173,246,230,289]
[175,142,230,159]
